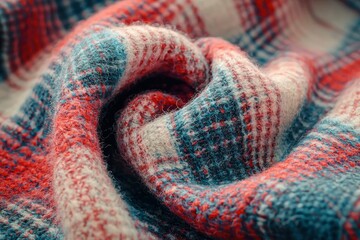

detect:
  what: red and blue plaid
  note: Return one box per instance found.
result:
[0,0,359,239]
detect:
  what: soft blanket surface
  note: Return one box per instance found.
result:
[0,0,359,239]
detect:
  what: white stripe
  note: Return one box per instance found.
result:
[192,0,243,39]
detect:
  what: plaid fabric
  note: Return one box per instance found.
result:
[1,0,359,239]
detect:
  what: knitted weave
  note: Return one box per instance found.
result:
[0,0,359,239]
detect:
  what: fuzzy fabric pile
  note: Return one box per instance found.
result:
[1,0,359,239]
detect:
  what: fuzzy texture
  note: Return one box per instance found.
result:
[0,0,360,239]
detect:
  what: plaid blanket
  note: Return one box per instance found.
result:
[1,0,359,239]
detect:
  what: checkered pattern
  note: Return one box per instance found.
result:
[0,0,359,239]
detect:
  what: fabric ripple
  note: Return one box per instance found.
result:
[0,0,359,239]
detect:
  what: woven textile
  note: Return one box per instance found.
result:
[0,0,359,239]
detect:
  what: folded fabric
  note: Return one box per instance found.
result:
[0,0,359,239]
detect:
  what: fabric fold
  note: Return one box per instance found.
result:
[0,0,359,239]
